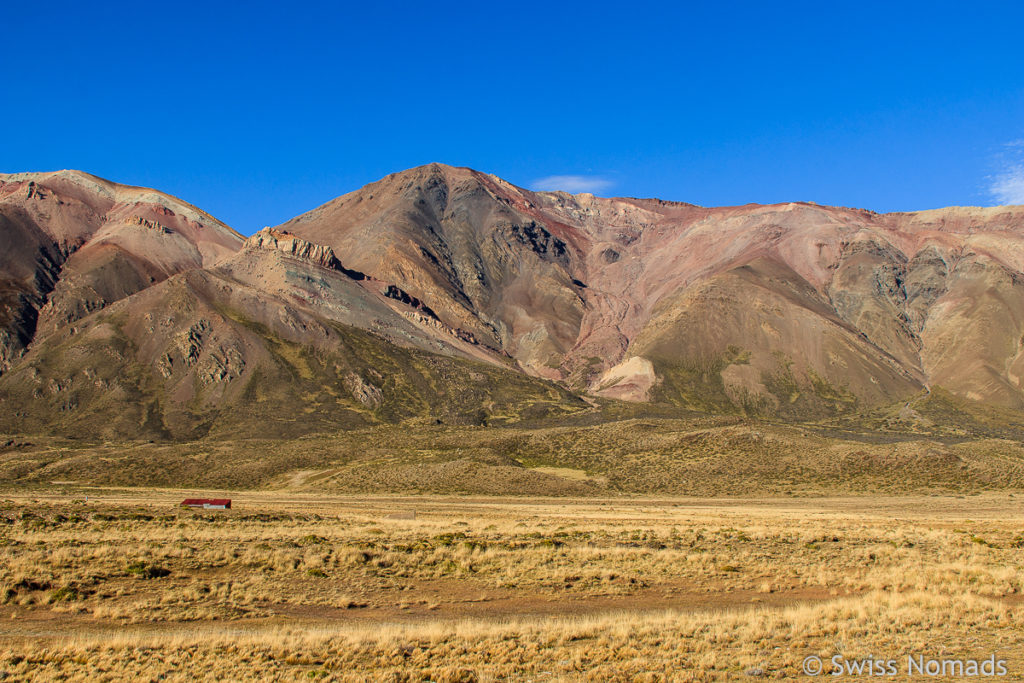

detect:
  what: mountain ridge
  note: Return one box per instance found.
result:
[3,163,1024,439]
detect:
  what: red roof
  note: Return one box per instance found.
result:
[181,499,231,506]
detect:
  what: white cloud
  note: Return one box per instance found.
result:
[530,174,614,194]
[990,140,1024,205]
[991,165,1024,205]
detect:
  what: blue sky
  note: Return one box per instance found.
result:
[4,1,1024,234]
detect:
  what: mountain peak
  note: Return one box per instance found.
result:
[5,164,1024,440]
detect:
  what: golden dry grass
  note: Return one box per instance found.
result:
[1,492,1022,679]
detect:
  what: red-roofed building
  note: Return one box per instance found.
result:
[180,498,231,510]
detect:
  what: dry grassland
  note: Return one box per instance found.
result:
[6,418,1024,496]
[0,492,1022,680]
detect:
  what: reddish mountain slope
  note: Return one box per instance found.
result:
[0,170,243,372]
[2,164,1024,438]
[277,164,1024,413]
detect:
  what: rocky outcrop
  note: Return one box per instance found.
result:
[342,372,383,408]
[245,228,364,279]
[126,214,172,234]
[246,228,341,268]
[504,221,569,262]
[383,284,439,320]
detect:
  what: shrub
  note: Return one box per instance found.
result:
[970,536,999,548]
[126,561,171,579]
[49,586,80,603]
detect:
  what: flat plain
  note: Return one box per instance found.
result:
[1,489,1022,681]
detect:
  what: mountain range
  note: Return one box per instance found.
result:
[2,164,1023,440]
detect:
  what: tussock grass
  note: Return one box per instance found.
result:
[4,592,1021,681]
[0,494,1022,679]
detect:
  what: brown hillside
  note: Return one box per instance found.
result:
[3,164,1024,438]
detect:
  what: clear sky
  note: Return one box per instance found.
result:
[4,1,1024,234]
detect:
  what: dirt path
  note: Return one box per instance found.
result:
[0,585,850,644]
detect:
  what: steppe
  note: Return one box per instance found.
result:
[1,489,1022,681]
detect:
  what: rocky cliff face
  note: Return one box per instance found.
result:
[245,228,347,272]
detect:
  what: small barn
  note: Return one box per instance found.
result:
[181,498,232,510]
